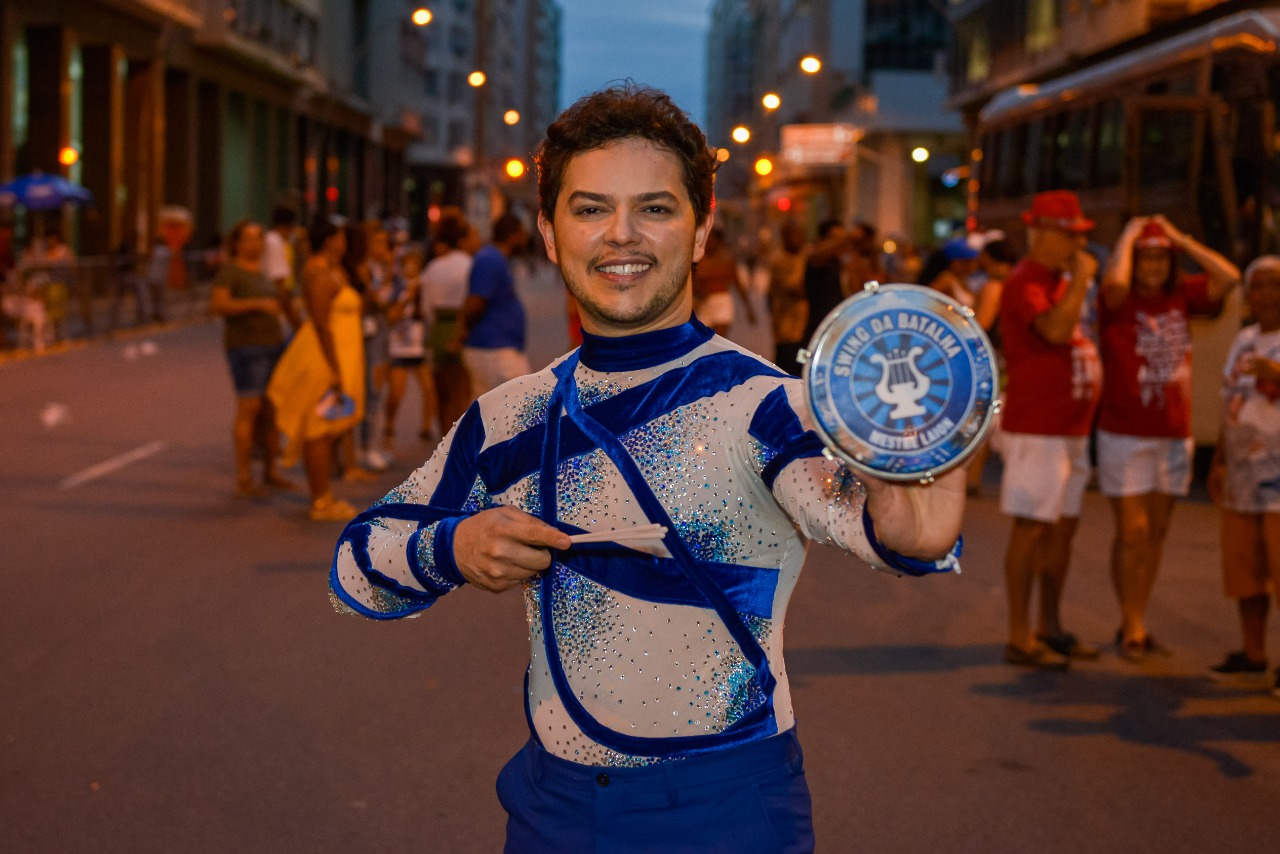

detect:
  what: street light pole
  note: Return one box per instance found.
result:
[467,0,492,232]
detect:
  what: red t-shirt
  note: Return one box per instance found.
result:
[999,258,1101,436]
[1097,274,1215,437]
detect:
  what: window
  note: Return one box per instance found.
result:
[994,125,1027,198]
[1023,117,1048,194]
[1025,0,1057,54]
[1137,109,1196,187]
[1050,108,1091,189]
[1090,100,1123,187]
[965,22,990,83]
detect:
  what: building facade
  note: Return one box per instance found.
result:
[405,0,561,236]
[0,0,561,253]
[706,0,964,250]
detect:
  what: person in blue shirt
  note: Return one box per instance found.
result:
[457,212,530,398]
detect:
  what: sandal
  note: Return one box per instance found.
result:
[1037,631,1100,660]
[1115,629,1170,662]
[309,495,357,522]
[1004,643,1070,670]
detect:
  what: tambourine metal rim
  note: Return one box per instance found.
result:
[800,282,1001,484]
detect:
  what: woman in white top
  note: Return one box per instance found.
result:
[420,210,480,429]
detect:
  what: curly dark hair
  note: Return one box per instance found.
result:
[535,83,718,225]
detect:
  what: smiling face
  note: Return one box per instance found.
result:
[538,137,712,337]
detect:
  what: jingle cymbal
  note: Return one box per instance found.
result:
[800,282,1000,484]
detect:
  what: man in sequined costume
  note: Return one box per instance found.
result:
[330,84,966,853]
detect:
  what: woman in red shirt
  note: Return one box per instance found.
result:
[1099,215,1239,659]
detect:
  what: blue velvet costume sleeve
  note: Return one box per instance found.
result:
[329,402,488,617]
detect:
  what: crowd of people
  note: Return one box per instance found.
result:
[206,205,531,521]
[746,188,1277,696]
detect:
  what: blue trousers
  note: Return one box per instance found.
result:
[496,728,815,853]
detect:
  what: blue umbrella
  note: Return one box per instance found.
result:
[0,171,94,211]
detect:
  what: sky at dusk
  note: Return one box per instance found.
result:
[558,0,715,127]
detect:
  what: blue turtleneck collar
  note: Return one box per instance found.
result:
[577,315,715,372]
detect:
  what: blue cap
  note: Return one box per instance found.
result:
[942,239,980,261]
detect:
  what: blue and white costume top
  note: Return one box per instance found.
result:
[330,317,959,767]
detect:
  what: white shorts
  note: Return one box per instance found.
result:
[696,292,734,327]
[1000,432,1091,522]
[463,346,532,398]
[1095,430,1193,498]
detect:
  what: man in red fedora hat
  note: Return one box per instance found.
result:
[998,189,1103,669]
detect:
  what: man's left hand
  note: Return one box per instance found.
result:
[861,466,966,561]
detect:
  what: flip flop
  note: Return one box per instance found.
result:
[1004,643,1070,670]
[1115,629,1170,661]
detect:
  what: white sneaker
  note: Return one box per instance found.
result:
[363,449,391,472]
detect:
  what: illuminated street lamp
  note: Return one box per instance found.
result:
[411,7,433,26]
[731,125,751,144]
[505,158,526,179]
[754,157,773,176]
[800,55,822,74]
[503,110,520,125]
[761,93,781,111]
[715,148,730,163]
[58,146,80,167]
[912,146,930,163]
[468,70,487,87]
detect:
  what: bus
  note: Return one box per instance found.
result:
[970,7,1280,445]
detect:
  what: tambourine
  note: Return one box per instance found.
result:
[798,282,1000,484]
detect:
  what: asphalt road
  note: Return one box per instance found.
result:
[2,267,1276,852]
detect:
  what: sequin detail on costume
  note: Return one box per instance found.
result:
[830,466,867,512]
[511,389,553,432]
[329,589,358,616]
[622,404,748,564]
[705,614,770,726]
[549,566,620,673]
[412,521,460,593]
[576,376,625,407]
[332,574,421,616]
[462,476,492,513]
[377,477,426,507]
[752,436,779,473]
[556,449,611,524]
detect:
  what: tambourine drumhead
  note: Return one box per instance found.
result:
[801,283,1000,483]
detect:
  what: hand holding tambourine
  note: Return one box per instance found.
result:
[799,283,1000,485]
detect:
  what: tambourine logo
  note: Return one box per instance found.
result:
[871,346,929,419]
[805,284,997,481]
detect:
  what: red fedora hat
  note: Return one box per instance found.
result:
[1022,190,1094,233]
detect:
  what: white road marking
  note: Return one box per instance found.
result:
[59,440,168,490]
